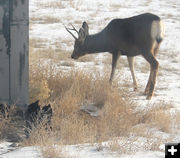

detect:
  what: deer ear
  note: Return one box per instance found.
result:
[78,28,86,43]
[82,21,89,35]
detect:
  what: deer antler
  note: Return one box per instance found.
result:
[70,24,79,34]
[64,24,77,40]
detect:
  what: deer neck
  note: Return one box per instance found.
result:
[83,32,109,53]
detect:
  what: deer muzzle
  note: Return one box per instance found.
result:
[71,54,78,59]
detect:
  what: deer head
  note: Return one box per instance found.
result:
[65,22,89,59]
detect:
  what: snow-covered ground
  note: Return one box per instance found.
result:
[30,0,180,107]
[1,0,180,157]
[0,140,165,158]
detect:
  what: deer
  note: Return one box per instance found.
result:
[65,13,164,100]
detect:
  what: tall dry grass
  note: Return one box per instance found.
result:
[29,57,139,145]
[0,44,177,158]
[26,53,140,156]
[1,42,177,157]
[26,46,177,149]
[0,105,24,142]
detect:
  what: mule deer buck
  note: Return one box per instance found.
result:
[65,13,164,100]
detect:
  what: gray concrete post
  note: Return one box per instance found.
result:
[0,0,29,106]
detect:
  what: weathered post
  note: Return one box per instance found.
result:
[0,0,29,106]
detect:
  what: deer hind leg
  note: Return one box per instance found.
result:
[144,68,153,95]
[144,43,160,95]
[127,56,138,91]
[143,53,159,100]
[153,43,160,57]
[109,52,120,84]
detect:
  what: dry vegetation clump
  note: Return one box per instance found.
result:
[22,117,55,146]
[27,51,176,148]
[37,1,66,9]
[174,111,180,132]
[22,118,64,158]
[0,105,24,142]
[136,103,173,133]
[23,38,177,156]
[41,146,66,158]
[29,43,70,62]
[31,16,61,24]
[146,110,172,132]
[110,3,122,11]
[0,113,12,140]
[30,38,47,49]
[28,58,140,145]
[176,112,180,124]
[36,0,76,10]
[1,45,177,157]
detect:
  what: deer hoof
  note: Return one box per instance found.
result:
[146,95,152,100]
[143,90,149,95]
[134,87,138,92]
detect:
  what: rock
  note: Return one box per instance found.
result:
[80,101,104,117]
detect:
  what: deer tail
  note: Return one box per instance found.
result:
[151,20,165,44]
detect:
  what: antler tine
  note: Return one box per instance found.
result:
[70,24,79,34]
[64,24,77,40]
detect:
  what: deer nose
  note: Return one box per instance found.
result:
[71,54,74,59]
[71,54,78,59]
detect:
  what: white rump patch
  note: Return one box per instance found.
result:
[151,20,165,41]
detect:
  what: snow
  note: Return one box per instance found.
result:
[121,151,164,158]
[0,142,42,158]
[29,0,180,107]
[1,0,180,157]
[0,141,164,158]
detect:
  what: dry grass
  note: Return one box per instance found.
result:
[60,61,74,67]
[27,54,140,146]
[49,72,137,144]
[29,37,72,63]
[108,134,165,154]
[1,43,177,157]
[28,57,173,145]
[77,55,95,62]
[0,41,177,157]
[22,119,65,157]
[0,105,24,142]
[174,111,180,131]
[41,146,68,158]
[110,3,122,11]
[145,0,152,6]
[147,110,172,132]
[0,117,12,140]
[31,16,61,24]
[102,54,128,70]
[29,47,70,66]
[30,38,47,49]
[22,120,54,146]
[25,45,176,150]
[37,1,65,9]
[136,102,173,133]
[176,112,180,124]
[41,147,61,158]
[36,1,75,9]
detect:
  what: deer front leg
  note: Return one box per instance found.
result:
[127,56,138,91]
[109,52,120,84]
